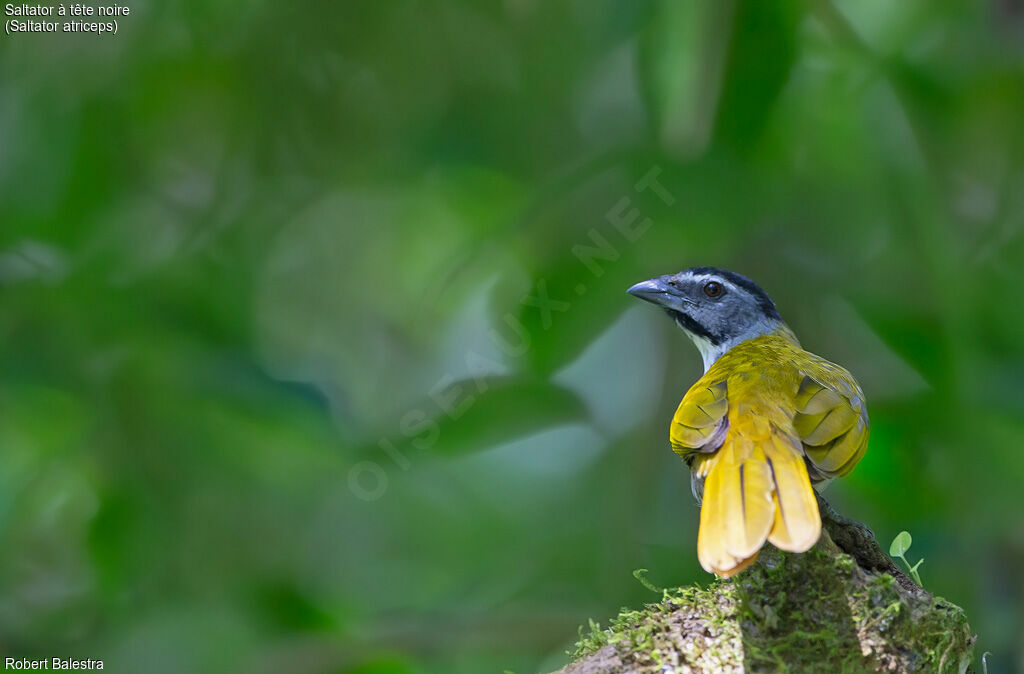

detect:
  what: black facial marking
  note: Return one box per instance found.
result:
[665,309,724,345]
[687,266,781,320]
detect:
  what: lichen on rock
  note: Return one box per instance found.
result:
[559,517,975,673]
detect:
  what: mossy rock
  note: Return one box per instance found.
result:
[560,526,974,673]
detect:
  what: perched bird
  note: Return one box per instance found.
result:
[628,267,868,577]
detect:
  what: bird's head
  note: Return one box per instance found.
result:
[628,266,792,371]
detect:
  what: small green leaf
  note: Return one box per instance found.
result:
[632,568,663,594]
[889,531,912,557]
[907,558,925,585]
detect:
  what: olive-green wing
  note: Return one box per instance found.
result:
[670,379,728,458]
[792,371,869,478]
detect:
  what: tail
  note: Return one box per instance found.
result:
[694,428,820,577]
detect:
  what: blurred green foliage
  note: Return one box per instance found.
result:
[2,1,1024,672]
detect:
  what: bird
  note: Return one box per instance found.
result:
[628,267,868,577]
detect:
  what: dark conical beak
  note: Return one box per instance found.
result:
[627,276,673,306]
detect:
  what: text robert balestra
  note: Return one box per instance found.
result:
[4,658,103,670]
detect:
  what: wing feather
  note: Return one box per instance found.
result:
[793,375,869,479]
[671,380,728,456]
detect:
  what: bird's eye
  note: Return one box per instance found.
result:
[703,281,723,298]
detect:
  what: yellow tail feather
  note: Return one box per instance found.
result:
[696,431,821,576]
[765,433,821,552]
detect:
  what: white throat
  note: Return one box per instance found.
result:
[677,318,792,373]
[683,331,728,373]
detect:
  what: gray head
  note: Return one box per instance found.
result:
[627,266,790,371]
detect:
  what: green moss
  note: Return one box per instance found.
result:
[565,532,974,673]
[570,584,745,671]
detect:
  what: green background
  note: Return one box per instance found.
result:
[2,1,1023,672]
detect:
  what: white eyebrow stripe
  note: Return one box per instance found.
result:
[686,273,741,294]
